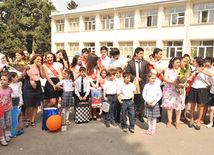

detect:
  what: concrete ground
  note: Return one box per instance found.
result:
[1,107,214,155]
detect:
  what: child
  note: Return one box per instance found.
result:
[9,72,23,107]
[114,67,123,123]
[117,72,135,133]
[0,71,13,146]
[74,67,90,105]
[143,72,162,135]
[99,69,107,88]
[205,70,214,128]
[54,69,75,125]
[103,69,117,127]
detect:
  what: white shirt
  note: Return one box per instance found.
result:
[117,82,135,100]
[100,56,110,70]
[135,59,142,78]
[43,62,62,78]
[153,60,165,86]
[103,80,118,95]
[192,68,208,89]
[142,82,162,103]
[9,82,23,105]
[109,56,127,68]
[75,76,90,97]
[208,72,214,94]
[115,76,123,85]
[57,79,74,92]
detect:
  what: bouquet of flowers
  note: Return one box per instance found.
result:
[7,61,28,72]
[175,60,191,95]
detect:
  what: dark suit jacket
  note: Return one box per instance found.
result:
[125,59,149,89]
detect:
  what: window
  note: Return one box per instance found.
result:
[100,42,113,56]
[165,7,185,25]
[55,20,64,32]
[119,12,134,28]
[68,18,79,31]
[101,14,114,29]
[84,16,96,30]
[69,43,79,56]
[84,43,95,53]
[139,42,156,58]
[119,42,133,57]
[193,3,214,23]
[163,41,183,58]
[191,40,214,58]
[55,43,64,51]
[140,10,158,27]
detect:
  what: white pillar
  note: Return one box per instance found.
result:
[157,6,164,48]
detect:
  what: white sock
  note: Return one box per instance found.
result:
[151,118,157,130]
[5,131,11,136]
[148,117,152,129]
[66,108,70,120]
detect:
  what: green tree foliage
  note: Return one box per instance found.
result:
[0,0,55,57]
[67,0,78,10]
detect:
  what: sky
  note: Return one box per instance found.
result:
[51,0,115,11]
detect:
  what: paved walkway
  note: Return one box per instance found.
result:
[1,108,214,155]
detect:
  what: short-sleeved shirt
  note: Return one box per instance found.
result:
[191,68,208,89]
[57,79,74,92]
[100,56,110,70]
[103,80,118,95]
[109,56,127,68]
[0,87,13,111]
[153,60,165,86]
[117,82,135,100]
[208,72,214,94]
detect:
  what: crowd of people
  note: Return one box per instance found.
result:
[0,46,214,146]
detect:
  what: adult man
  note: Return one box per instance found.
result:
[98,46,110,70]
[148,48,165,122]
[125,47,149,122]
[109,48,126,71]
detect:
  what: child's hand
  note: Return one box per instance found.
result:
[82,96,86,101]
[18,104,22,107]
[104,97,108,101]
[79,96,83,101]
[119,101,123,104]
[53,85,57,90]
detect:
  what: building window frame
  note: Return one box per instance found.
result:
[191,40,214,58]
[84,16,96,31]
[118,42,133,57]
[139,41,156,58]
[163,41,183,58]
[55,19,65,32]
[119,12,135,28]
[69,43,79,56]
[100,14,114,30]
[193,3,214,23]
[55,43,65,51]
[68,18,79,31]
[140,10,158,27]
[84,42,95,53]
[164,7,185,25]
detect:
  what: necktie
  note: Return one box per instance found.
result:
[81,77,84,95]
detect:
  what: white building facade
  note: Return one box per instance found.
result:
[50,0,214,61]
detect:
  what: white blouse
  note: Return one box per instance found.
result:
[9,82,23,105]
[142,82,162,103]
[57,79,74,92]
[43,62,62,78]
[191,68,208,89]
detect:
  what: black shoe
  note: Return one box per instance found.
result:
[139,115,144,123]
[117,120,121,123]
[195,125,200,130]
[188,122,194,128]
[93,117,97,121]
[157,117,161,123]
[89,118,92,121]
[105,123,110,127]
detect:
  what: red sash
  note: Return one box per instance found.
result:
[98,58,107,70]
[186,67,205,95]
[45,62,60,79]
[70,67,79,74]
[85,63,98,81]
[81,56,86,63]
[148,64,163,82]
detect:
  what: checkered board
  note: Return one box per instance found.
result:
[75,102,89,124]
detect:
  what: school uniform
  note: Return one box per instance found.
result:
[114,77,123,122]
[207,75,214,106]
[9,82,23,107]
[74,76,90,104]
[117,82,135,130]
[103,80,118,124]
[109,56,126,68]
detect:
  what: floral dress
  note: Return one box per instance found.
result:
[161,68,185,110]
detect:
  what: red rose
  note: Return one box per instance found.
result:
[8,62,12,65]
[185,64,187,68]
[17,63,20,65]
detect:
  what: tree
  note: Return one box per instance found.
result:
[67,0,78,10]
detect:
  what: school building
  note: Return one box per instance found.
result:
[50,0,214,61]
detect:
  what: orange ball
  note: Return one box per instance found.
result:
[46,115,62,131]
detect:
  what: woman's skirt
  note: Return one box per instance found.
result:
[188,87,209,104]
[44,78,60,99]
[208,93,214,106]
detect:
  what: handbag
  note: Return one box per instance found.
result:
[133,81,140,94]
[75,102,89,124]
[102,102,110,112]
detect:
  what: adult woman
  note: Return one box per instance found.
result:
[15,50,25,64]
[0,53,7,72]
[188,57,213,130]
[23,50,29,62]
[56,50,69,69]
[22,54,45,128]
[161,57,186,129]
[43,52,63,107]
[86,53,100,120]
